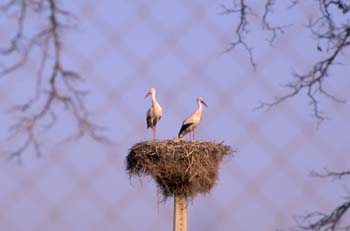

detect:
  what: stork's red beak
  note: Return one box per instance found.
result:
[144,92,151,98]
[201,100,208,107]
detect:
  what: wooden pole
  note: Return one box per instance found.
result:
[173,195,187,231]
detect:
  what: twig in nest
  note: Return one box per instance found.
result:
[126,140,234,200]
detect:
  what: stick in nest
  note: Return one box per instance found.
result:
[126,139,234,200]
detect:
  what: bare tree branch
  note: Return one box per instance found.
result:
[221,0,257,69]
[254,0,349,123]
[221,0,295,69]
[221,0,349,122]
[311,169,350,181]
[0,0,26,56]
[281,168,350,231]
[1,0,110,162]
[288,0,299,9]
[293,201,350,231]
[262,0,290,45]
[220,1,350,230]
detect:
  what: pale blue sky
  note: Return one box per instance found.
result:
[0,1,349,230]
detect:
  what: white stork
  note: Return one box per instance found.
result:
[178,97,207,140]
[145,88,163,141]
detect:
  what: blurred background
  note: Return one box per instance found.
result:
[0,0,349,230]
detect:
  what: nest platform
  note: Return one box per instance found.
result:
[126,139,233,199]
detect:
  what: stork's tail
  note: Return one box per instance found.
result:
[178,123,192,138]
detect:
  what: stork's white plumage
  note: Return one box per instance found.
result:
[178,97,207,140]
[145,88,163,141]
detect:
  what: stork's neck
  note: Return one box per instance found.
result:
[151,93,156,105]
[197,100,202,111]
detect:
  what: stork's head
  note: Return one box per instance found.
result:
[144,88,156,98]
[197,97,208,107]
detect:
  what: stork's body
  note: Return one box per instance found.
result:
[145,88,162,140]
[178,97,207,140]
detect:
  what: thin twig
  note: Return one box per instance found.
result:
[294,201,350,231]
[256,25,349,124]
[1,0,110,162]
[311,169,350,181]
[221,0,257,69]
[262,0,290,45]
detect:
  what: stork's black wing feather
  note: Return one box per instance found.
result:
[178,123,193,138]
[147,115,161,129]
[147,115,152,128]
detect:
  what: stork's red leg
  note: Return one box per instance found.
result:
[193,131,195,140]
[152,127,155,141]
[154,126,157,140]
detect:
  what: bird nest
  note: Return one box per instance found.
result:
[126,139,234,199]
